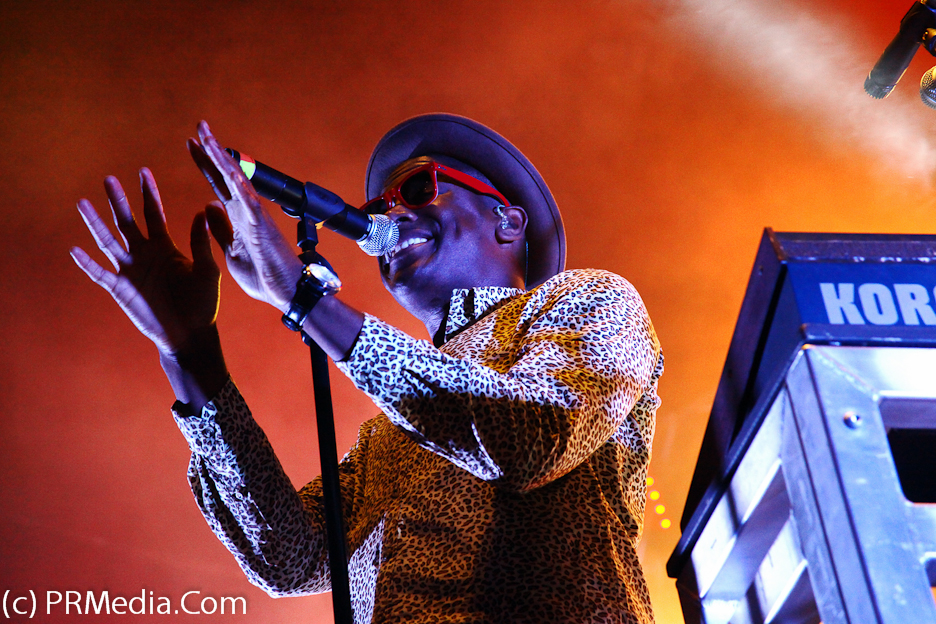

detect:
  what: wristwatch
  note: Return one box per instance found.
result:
[282,261,342,333]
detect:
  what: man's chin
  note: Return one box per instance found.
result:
[382,265,444,308]
[382,254,428,290]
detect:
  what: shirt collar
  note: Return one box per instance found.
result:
[441,286,525,344]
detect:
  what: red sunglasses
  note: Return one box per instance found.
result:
[361,161,511,215]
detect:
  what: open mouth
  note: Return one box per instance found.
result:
[384,235,431,262]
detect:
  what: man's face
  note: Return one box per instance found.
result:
[377,159,508,309]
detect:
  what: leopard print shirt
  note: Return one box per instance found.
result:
[173,268,663,624]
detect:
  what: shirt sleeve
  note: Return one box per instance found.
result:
[335,269,662,492]
[172,379,368,597]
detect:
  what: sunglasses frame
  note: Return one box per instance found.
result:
[361,161,511,215]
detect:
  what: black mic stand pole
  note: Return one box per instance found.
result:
[280,209,353,624]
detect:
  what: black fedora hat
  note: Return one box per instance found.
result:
[365,113,565,289]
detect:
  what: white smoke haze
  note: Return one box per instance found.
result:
[672,0,936,181]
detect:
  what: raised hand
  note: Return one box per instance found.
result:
[188,121,303,313]
[70,168,221,357]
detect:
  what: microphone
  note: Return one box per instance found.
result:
[864,0,936,99]
[922,66,936,107]
[225,148,399,257]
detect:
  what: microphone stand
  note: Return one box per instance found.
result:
[281,209,354,624]
[225,145,362,624]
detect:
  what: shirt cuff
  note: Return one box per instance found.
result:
[171,377,252,457]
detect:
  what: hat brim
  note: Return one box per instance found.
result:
[366,114,565,289]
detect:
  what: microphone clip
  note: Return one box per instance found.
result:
[281,214,342,337]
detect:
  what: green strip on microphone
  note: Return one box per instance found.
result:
[225,148,257,180]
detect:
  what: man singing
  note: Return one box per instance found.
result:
[72,114,663,623]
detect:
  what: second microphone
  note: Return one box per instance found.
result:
[225,148,399,257]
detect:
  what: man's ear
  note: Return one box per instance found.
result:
[495,205,527,244]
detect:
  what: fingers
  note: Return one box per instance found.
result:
[188,137,232,203]
[205,201,235,250]
[194,122,262,227]
[139,167,170,240]
[192,121,240,203]
[76,198,128,269]
[190,211,218,274]
[104,176,144,249]
[70,246,119,293]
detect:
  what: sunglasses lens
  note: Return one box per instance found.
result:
[399,170,436,207]
[362,198,390,215]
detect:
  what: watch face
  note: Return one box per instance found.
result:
[304,262,342,295]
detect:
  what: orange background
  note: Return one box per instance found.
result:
[2,1,935,622]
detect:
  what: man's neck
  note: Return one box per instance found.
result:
[394,273,526,341]
[424,284,528,346]
[412,293,450,342]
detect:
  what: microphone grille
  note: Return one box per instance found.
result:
[922,67,936,109]
[358,214,399,256]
